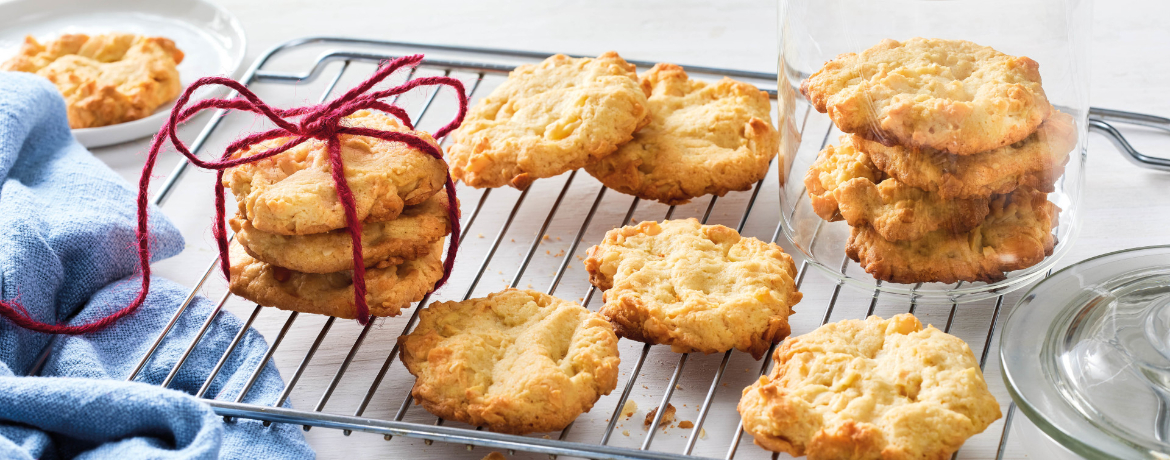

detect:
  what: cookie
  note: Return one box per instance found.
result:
[803,137,884,222]
[807,137,989,241]
[399,289,620,434]
[801,37,1051,155]
[846,188,1058,284]
[738,314,1001,459]
[448,51,650,189]
[584,63,779,205]
[584,219,802,359]
[855,111,1077,199]
[1,33,184,129]
[231,192,454,274]
[223,110,448,235]
[227,239,444,318]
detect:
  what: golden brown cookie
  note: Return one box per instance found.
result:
[2,33,184,128]
[801,37,1051,156]
[738,314,1001,459]
[855,111,1077,199]
[448,51,650,189]
[399,289,620,434]
[584,219,802,359]
[846,188,1058,284]
[803,137,885,222]
[222,110,448,235]
[227,238,444,318]
[584,63,779,205]
[231,192,454,274]
[806,137,989,241]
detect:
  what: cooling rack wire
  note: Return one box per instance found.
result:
[34,37,1168,460]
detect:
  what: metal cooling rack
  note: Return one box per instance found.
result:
[109,37,1169,460]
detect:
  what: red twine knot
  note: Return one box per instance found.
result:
[0,54,467,334]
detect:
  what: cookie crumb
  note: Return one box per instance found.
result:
[621,400,637,419]
[622,430,630,437]
[481,453,506,460]
[645,404,676,427]
[477,233,484,238]
[679,421,694,429]
[700,428,707,439]
[675,384,683,390]
[543,234,551,240]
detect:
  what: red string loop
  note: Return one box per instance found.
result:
[0,54,467,333]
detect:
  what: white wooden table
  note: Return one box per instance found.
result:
[93,1,1170,458]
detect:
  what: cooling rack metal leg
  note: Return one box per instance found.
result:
[161,290,234,387]
[126,256,221,382]
[197,304,263,398]
[600,343,653,446]
[546,186,607,295]
[396,186,534,426]
[995,402,1017,460]
[726,249,843,459]
[676,152,786,455]
[275,317,335,408]
[306,318,375,429]
[642,354,688,451]
[234,311,299,404]
[348,166,494,434]
[508,170,579,288]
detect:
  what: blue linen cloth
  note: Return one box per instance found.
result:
[0,72,314,459]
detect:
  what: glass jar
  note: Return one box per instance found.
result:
[776,0,1092,302]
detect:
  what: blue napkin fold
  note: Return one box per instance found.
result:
[0,72,314,459]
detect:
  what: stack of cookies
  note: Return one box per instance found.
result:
[448,52,781,205]
[800,38,1075,284]
[224,110,455,319]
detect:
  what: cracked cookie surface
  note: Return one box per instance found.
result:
[801,37,1051,155]
[738,314,1001,460]
[399,289,620,434]
[584,219,801,359]
[448,51,649,189]
[584,63,779,205]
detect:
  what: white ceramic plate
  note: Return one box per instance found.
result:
[0,0,246,148]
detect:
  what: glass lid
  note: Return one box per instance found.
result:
[1002,245,1170,459]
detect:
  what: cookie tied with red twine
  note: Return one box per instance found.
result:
[0,54,466,334]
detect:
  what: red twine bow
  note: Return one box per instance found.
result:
[0,54,466,334]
